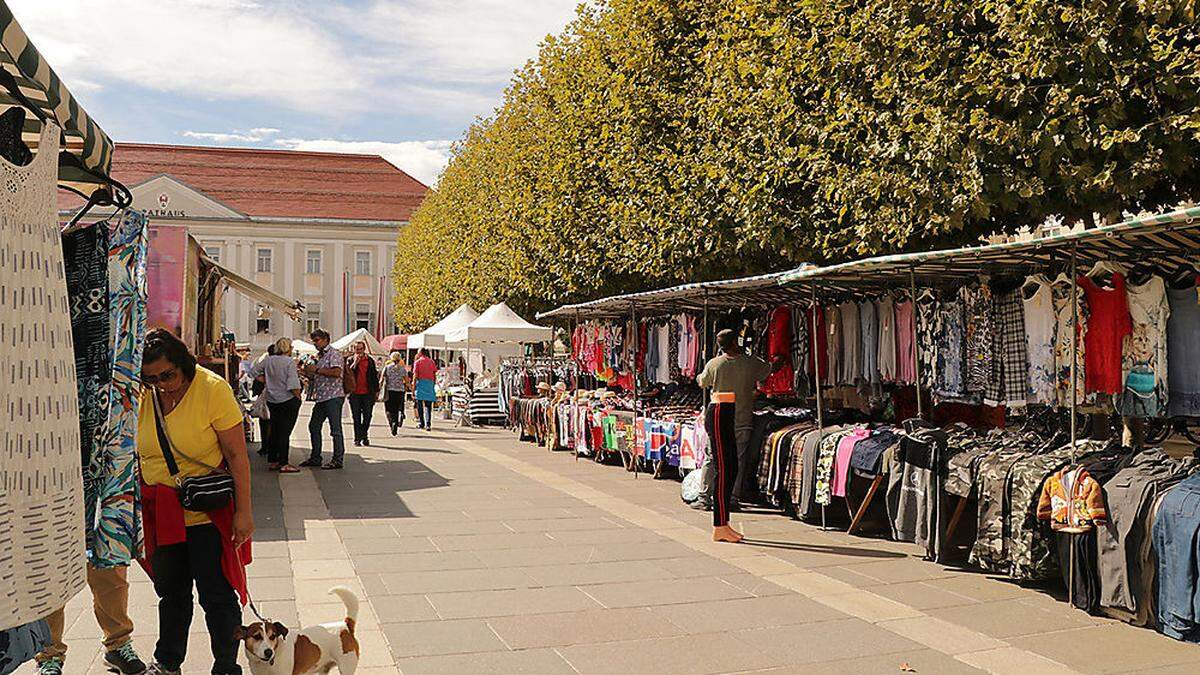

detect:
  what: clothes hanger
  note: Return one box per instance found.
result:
[1168,264,1198,290]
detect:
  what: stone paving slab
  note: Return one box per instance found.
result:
[19,405,1200,674]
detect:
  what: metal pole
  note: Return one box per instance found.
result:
[909,265,924,419]
[630,301,639,479]
[1068,242,1079,608]
[809,283,828,531]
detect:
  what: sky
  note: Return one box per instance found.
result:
[7,0,583,185]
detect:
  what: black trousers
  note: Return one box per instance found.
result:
[348,393,375,442]
[265,397,301,465]
[705,400,737,527]
[151,524,241,674]
[384,389,405,428]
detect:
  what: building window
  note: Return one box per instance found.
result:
[355,303,371,331]
[304,303,322,336]
[255,305,271,334]
[355,251,371,276]
[256,248,273,273]
[203,245,221,263]
[306,249,322,274]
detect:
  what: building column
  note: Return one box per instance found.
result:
[239,240,253,341]
[332,243,346,336]
[282,240,296,338]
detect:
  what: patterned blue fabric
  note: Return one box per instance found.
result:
[89,210,149,568]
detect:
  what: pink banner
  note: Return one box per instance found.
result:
[146,224,186,337]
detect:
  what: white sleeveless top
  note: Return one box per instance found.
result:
[0,119,86,630]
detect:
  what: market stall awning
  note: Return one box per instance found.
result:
[333,328,388,356]
[199,253,303,320]
[536,270,808,320]
[775,206,1200,295]
[445,302,552,346]
[0,3,114,188]
[408,304,479,350]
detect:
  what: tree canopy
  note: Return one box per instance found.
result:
[393,0,1200,330]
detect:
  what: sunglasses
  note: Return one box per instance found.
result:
[142,367,180,386]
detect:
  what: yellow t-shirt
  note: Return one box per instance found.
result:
[138,366,244,526]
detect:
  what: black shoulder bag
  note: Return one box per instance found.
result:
[152,389,235,512]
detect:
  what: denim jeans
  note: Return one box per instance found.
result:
[1153,474,1200,640]
[415,399,434,429]
[308,397,346,463]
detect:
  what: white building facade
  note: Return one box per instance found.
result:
[93,144,428,349]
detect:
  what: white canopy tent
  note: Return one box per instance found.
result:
[292,339,318,356]
[445,303,553,375]
[332,328,388,356]
[407,304,479,352]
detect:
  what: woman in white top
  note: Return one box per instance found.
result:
[250,337,303,472]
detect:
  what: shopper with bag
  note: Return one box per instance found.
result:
[249,337,304,472]
[136,328,254,675]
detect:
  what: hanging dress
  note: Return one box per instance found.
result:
[1167,283,1200,416]
[1052,277,1089,408]
[894,299,916,384]
[1079,273,1132,395]
[0,121,86,631]
[876,295,897,383]
[1022,276,1056,405]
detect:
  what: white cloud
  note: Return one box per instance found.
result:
[182,127,282,143]
[344,0,583,85]
[8,0,364,112]
[273,138,453,186]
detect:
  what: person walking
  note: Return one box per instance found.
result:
[381,351,409,434]
[250,345,274,455]
[34,566,145,674]
[300,329,347,470]
[696,329,779,543]
[136,329,253,675]
[345,340,380,446]
[249,337,303,473]
[412,349,438,431]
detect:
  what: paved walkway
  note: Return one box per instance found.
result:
[27,404,1200,674]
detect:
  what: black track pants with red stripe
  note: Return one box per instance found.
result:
[705,400,737,527]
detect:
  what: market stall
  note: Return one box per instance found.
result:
[528,206,1200,639]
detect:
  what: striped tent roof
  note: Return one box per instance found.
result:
[0,3,114,188]
[537,206,1200,320]
[536,270,810,320]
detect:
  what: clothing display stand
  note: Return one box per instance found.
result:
[1067,242,1081,608]
[910,265,924,419]
[809,284,828,531]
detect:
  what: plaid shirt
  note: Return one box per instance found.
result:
[311,347,344,402]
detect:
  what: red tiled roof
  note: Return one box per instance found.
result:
[60,142,429,222]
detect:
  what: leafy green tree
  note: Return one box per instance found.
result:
[393,0,1200,330]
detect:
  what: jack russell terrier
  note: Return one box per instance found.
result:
[234,586,360,674]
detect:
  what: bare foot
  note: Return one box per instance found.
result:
[713,525,743,543]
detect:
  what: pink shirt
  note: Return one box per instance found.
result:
[413,356,438,381]
[894,300,915,384]
[833,428,871,498]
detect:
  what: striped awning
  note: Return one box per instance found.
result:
[776,205,1200,295]
[536,269,811,320]
[537,206,1200,320]
[0,3,114,188]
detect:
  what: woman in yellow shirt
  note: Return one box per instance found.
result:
[137,329,253,675]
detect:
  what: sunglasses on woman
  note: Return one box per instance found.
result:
[142,366,180,386]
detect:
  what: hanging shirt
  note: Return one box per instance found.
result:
[877,296,897,383]
[894,299,915,384]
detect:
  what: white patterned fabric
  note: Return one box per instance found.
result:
[0,122,85,631]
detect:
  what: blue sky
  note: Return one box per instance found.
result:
[8,0,583,185]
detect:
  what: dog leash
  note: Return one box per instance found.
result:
[235,545,269,624]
